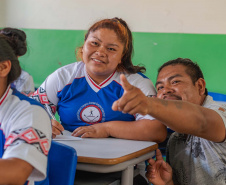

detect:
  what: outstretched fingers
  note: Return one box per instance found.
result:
[120,74,134,92]
[155,149,164,161]
[146,149,173,184]
[112,74,143,114]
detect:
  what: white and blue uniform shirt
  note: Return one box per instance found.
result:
[0,86,52,185]
[11,70,35,94]
[31,61,156,132]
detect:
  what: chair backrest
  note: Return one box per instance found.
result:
[0,129,5,158]
[48,141,77,185]
[208,92,226,103]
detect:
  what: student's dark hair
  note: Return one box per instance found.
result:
[158,58,208,95]
[0,35,21,85]
[76,17,146,74]
[0,27,27,56]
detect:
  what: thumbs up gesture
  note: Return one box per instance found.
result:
[112,74,150,115]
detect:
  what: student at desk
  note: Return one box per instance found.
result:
[31,17,167,142]
[0,36,51,185]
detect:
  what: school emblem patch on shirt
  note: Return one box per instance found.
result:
[77,102,105,124]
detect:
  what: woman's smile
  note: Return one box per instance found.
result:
[82,28,124,84]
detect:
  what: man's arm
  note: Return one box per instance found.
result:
[0,158,33,185]
[112,74,226,142]
[144,97,225,142]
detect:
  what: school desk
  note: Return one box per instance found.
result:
[55,131,158,185]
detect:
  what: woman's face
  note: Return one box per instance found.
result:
[82,28,124,84]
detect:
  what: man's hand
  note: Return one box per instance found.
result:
[146,149,174,185]
[112,74,149,115]
[51,119,64,138]
[71,123,109,138]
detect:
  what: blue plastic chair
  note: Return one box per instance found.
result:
[208,92,226,102]
[48,141,77,185]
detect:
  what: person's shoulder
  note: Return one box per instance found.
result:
[12,88,44,108]
[124,72,153,86]
[204,95,226,120]
[56,61,83,71]
[125,72,149,81]
[136,72,149,79]
[55,61,85,78]
[20,70,31,76]
[20,70,29,77]
[3,88,51,137]
[12,70,31,85]
[204,95,226,109]
[123,72,156,95]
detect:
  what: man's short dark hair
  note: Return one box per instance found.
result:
[157,58,208,95]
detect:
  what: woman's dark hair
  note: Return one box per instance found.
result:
[76,17,146,74]
[0,35,21,85]
[158,58,208,95]
[0,27,27,56]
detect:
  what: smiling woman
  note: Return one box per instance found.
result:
[75,18,147,85]
[81,28,124,84]
[30,17,167,143]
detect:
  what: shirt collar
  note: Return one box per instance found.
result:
[0,85,11,106]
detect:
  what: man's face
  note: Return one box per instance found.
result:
[156,64,204,105]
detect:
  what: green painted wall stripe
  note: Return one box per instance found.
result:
[19,29,226,94]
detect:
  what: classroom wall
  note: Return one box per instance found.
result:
[1,0,226,93]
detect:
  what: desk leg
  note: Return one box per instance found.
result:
[121,165,134,185]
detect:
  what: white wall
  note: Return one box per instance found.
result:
[0,0,226,34]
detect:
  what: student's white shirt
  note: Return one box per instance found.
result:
[0,86,51,184]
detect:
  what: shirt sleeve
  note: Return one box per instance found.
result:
[211,105,226,128]
[2,104,52,181]
[30,70,60,114]
[30,63,79,115]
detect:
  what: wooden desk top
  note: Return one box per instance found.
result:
[57,137,158,165]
